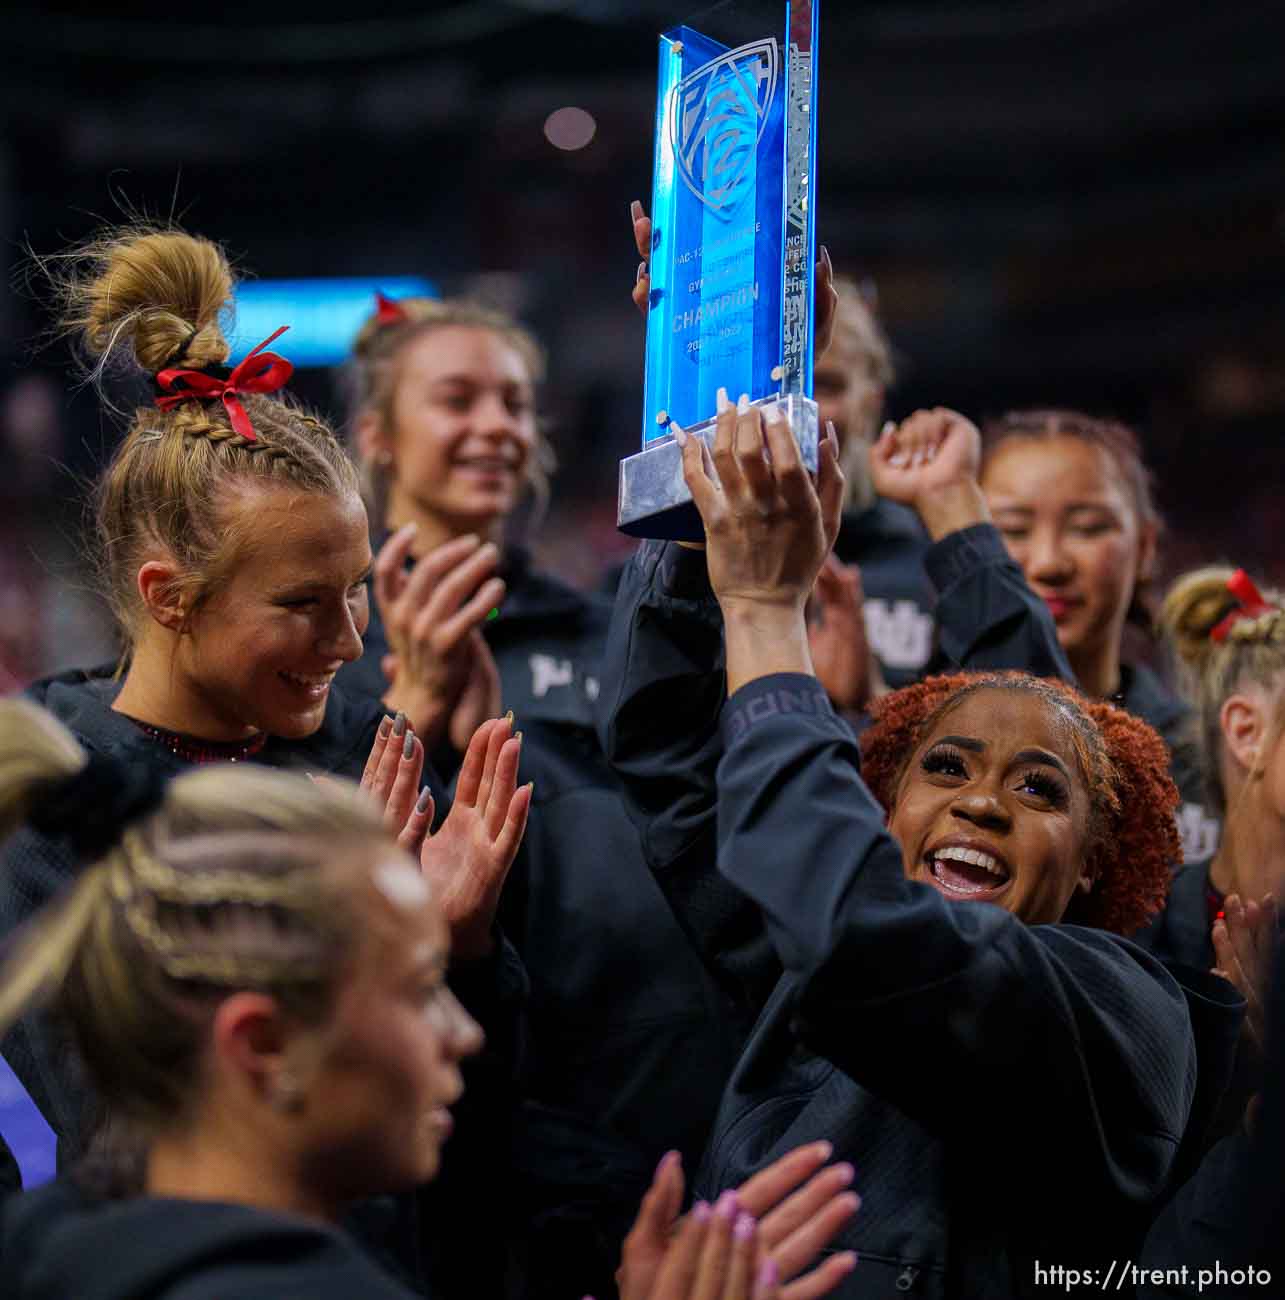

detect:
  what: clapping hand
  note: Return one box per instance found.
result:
[375,525,505,751]
[617,1143,860,1300]
[360,712,531,960]
[1213,892,1278,1057]
[807,555,880,714]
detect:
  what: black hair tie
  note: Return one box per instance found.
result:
[28,753,169,859]
[155,324,202,378]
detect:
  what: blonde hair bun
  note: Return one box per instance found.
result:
[1160,566,1240,669]
[57,225,233,377]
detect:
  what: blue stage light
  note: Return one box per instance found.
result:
[226,277,435,368]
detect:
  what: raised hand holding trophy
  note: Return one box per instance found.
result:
[619,1,821,540]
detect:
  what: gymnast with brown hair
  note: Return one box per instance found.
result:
[600,393,1242,1297]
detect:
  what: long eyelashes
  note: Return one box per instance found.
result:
[921,745,967,777]
[1018,769,1069,808]
[921,746,1068,808]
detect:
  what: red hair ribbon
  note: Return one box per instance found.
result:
[374,291,409,326]
[1211,569,1276,642]
[154,325,294,443]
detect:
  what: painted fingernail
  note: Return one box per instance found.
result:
[826,419,839,450]
[513,730,523,744]
[693,1200,711,1223]
[757,1258,778,1289]
[734,1212,756,1241]
[378,716,393,738]
[716,386,730,412]
[880,420,897,439]
[525,780,535,794]
[815,1140,834,1159]
[655,1150,680,1177]
[715,1189,738,1220]
[671,422,689,447]
[416,788,432,814]
[504,709,515,726]
[403,732,415,760]
[393,712,407,737]
[737,392,750,414]
[889,453,909,468]
[636,261,648,283]
[630,199,644,222]
[833,1162,855,1184]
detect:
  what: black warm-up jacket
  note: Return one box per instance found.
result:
[0,1135,18,1202]
[600,532,1243,1299]
[0,666,527,1298]
[336,542,747,1300]
[832,498,936,689]
[0,1178,425,1300]
[0,666,393,1157]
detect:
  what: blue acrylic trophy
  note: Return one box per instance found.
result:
[619,0,820,540]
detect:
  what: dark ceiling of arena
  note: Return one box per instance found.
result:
[4,1,1284,522]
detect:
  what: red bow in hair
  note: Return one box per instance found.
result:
[1211,569,1276,642]
[154,326,294,443]
[374,291,409,326]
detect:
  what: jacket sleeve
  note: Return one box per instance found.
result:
[925,523,1076,680]
[716,672,1196,1201]
[598,540,780,1010]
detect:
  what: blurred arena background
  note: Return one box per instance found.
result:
[0,0,1282,688]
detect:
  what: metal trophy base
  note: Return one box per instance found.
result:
[617,394,819,541]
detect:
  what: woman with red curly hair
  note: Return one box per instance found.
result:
[601,394,1242,1298]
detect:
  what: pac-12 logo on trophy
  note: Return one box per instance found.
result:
[670,37,778,217]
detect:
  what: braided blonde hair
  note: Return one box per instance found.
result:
[0,699,393,1132]
[1161,566,1285,815]
[47,224,362,653]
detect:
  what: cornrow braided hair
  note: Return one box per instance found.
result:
[0,699,398,1136]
